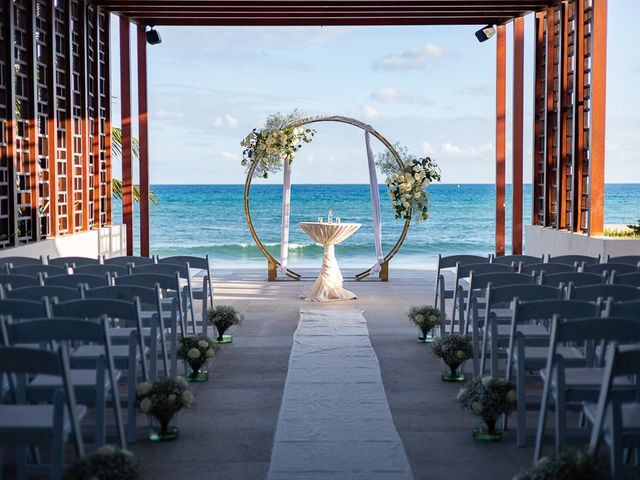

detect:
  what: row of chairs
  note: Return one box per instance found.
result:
[433,253,640,479]
[0,254,216,479]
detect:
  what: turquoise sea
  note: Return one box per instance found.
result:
[114,184,640,269]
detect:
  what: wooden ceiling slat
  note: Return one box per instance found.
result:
[137,17,513,25]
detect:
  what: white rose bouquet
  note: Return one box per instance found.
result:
[456,376,517,439]
[177,335,218,380]
[408,305,442,341]
[207,305,243,343]
[240,111,315,179]
[431,334,473,381]
[136,377,193,439]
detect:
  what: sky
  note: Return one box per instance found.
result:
[110,1,640,185]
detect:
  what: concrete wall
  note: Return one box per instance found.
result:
[0,225,126,260]
[525,225,640,259]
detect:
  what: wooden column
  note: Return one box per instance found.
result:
[120,17,133,255]
[137,24,150,257]
[572,0,585,231]
[495,24,506,257]
[589,0,607,236]
[79,2,91,231]
[512,16,524,254]
[4,0,18,245]
[104,14,113,226]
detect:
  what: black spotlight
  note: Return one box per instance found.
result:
[475,24,496,43]
[146,27,162,45]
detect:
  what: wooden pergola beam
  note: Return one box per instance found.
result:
[120,17,134,255]
[512,15,524,254]
[137,24,150,257]
[495,23,506,257]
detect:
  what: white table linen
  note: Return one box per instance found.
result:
[299,222,361,302]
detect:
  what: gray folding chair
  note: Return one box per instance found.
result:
[46,256,101,268]
[0,298,51,320]
[0,274,43,289]
[539,271,606,289]
[586,344,640,480]
[534,316,640,461]
[480,284,562,376]
[611,272,640,287]
[506,299,600,447]
[103,255,156,267]
[3,285,84,303]
[583,262,638,277]
[45,273,111,289]
[433,254,489,321]
[519,262,577,276]
[0,345,85,480]
[568,284,640,304]
[604,299,640,320]
[10,264,68,277]
[491,254,543,266]
[1,317,126,450]
[607,255,640,265]
[0,256,44,272]
[547,254,601,266]
[75,263,130,278]
[158,255,214,309]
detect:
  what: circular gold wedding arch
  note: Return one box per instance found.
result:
[243,115,411,282]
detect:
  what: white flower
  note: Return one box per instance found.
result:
[456,388,467,401]
[197,340,209,349]
[506,389,517,403]
[429,314,438,323]
[168,394,177,404]
[96,445,116,456]
[140,398,152,413]
[187,348,201,359]
[422,178,430,186]
[392,201,398,206]
[472,402,483,414]
[136,382,152,396]
[403,201,410,208]
[482,377,493,388]
[414,314,425,323]
[206,348,215,358]
[456,350,466,359]
[266,147,276,155]
[181,390,194,407]
[413,165,421,172]
[414,173,421,181]
[176,377,188,388]
[414,192,422,199]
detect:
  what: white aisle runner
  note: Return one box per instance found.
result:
[267,309,413,480]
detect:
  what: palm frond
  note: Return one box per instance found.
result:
[111,127,156,206]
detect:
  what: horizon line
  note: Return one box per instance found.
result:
[145,182,640,186]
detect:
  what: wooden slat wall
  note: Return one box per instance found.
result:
[0,0,111,249]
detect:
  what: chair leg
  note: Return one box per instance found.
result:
[16,447,27,480]
[555,392,567,452]
[95,361,106,448]
[534,378,551,461]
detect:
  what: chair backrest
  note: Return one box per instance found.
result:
[583,262,638,276]
[75,263,130,277]
[604,299,640,320]
[10,264,68,276]
[611,272,640,287]
[116,272,181,293]
[0,343,84,456]
[132,262,190,278]
[486,284,562,308]
[47,256,101,267]
[45,273,111,289]
[0,273,43,289]
[519,262,577,275]
[0,298,50,321]
[158,255,210,271]
[551,316,640,346]
[607,255,640,265]
[437,254,489,270]
[456,262,513,279]
[540,271,605,287]
[491,254,543,266]
[1,316,107,344]
[547,254,601,265]
[468,271,535,292]
[0,256,43,268]
[84,284,161,309]
[103,255,155,267]
[52,298,141,326]
[513,299,601,324]
[568,284,640,303]
[4,285,83,302]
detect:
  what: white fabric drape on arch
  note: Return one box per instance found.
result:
[278,129,384,276]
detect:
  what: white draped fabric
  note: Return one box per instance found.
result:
[299,222,361,302]
[365,130,384,274]
[278,126,384,277]
[278,159,292,276]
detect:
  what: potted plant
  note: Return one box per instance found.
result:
[63,445,141,480]
[432,334,473,381]
[408,305,442,343]
[457,376,517,442]
[136,377,193,442]
[177,335,217,382]
[207,305,243,344]
[513,448,608,480]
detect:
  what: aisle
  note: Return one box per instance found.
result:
[268,309,413,480]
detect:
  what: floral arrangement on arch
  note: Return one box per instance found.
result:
[63,445,141,480]
[240,110,316,179]
[376,144,441,222]
[457,376,517,437]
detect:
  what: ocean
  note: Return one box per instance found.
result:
[114,184,640,269]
